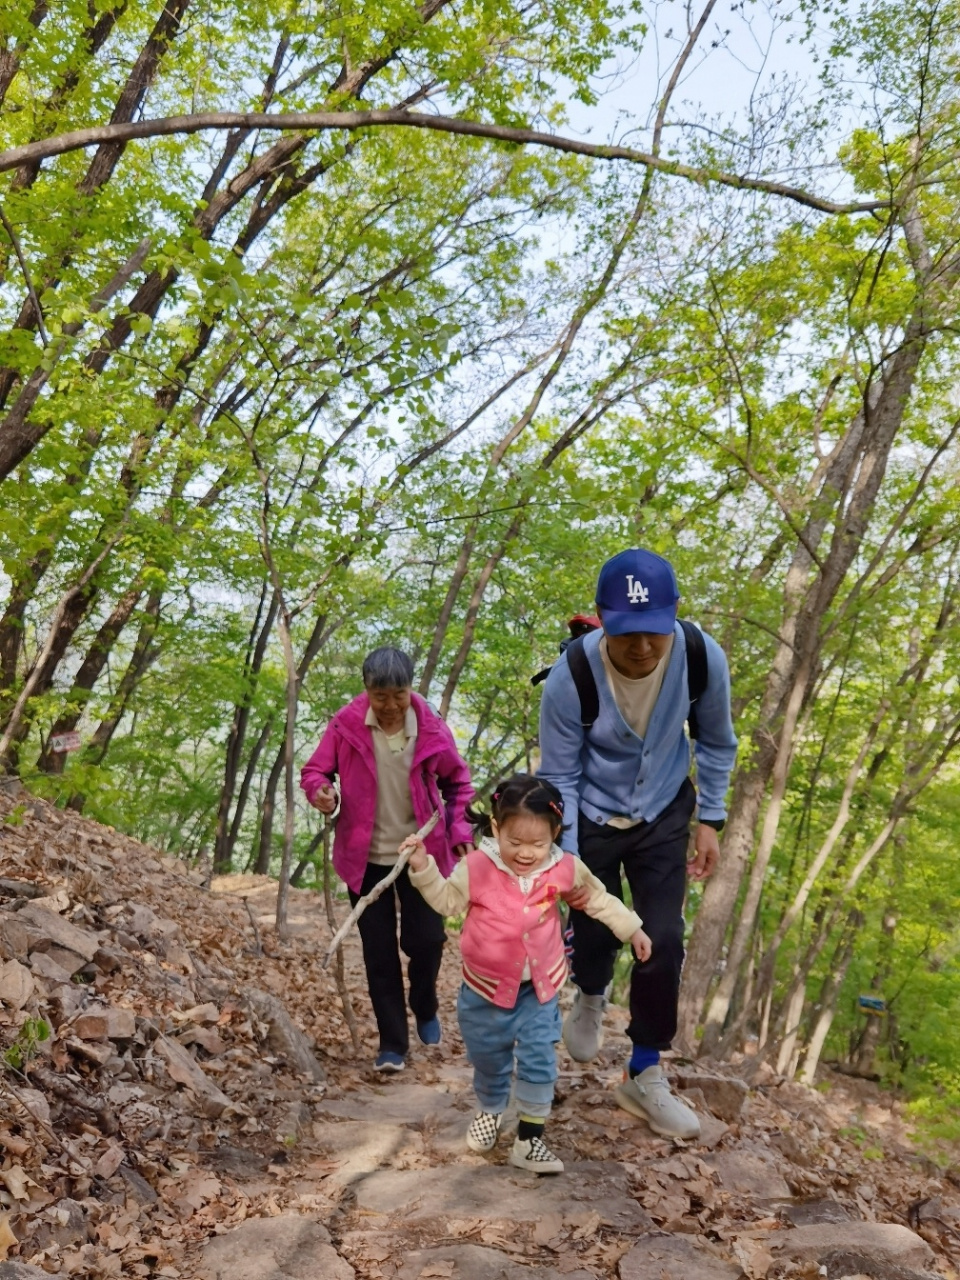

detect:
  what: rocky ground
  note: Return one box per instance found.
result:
[0,777,957,1280]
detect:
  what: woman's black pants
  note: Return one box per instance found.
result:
[348,861,446,1056]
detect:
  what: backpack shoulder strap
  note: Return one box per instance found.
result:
[678,619,708,741]
[566,634,599,731]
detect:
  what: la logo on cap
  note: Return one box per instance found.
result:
[626,575,649,605]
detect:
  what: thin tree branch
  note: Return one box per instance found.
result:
[0,203,48,345]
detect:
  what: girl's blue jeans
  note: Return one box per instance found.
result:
[457,982,561,1119]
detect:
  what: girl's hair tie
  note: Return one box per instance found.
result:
[547,799,564,819]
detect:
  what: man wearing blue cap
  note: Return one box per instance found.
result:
[538,549,737,1139]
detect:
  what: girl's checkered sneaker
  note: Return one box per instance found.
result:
[465,1111,502,1152]
[509,1133,564,1174]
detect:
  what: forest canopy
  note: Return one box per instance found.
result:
[1,0,959,1125]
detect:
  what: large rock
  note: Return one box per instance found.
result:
[28,952,74,984]
[154,1034,235,1117]
[704,1148,791,1198]
[0,918,31,959]
[117,1165,158,1206]
[318,1080,470,1127]
[30,1198,91,1252]
[18,903,99,961]
[0,959,33,1010]
[620,1235,741,1280]
[44,946,89,976]
[0,1265,53,1279]
[0,879,42,900]
[675,1071,750,1122]
[311,1120,424,1185]
[353,1161,651,1233]
[104,1007,137,1039]
[396,1244,595,1279]
[780,1197,858,1226]
[770,1223,935,1271]
[820,1251,942,1280]
[317,1080,470,1151]
[73,1012,110,1040]
[197,1215,353,1280]
[243,988,324,1082]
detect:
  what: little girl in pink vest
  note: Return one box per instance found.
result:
[404,774,650,1174]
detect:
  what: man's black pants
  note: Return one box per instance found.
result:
[348,862,446,1056]
[568,778,695,1051]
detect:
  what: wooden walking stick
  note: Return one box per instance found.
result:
[321,809,440,969]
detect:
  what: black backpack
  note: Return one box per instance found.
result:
[531,615,600,688]
[542,620,709,740]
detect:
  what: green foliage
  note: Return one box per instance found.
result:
[3,1018,52,1072]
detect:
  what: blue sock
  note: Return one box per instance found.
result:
[628,1046,660,1078]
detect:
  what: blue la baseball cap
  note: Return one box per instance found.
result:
[595,549,680,635]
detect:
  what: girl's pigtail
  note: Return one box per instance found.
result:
[465,783,506,840]
[465,803,494,839]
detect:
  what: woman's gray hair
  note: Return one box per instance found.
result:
[362,646,415,690]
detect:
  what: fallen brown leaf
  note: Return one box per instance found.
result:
[0,1215,16,1260]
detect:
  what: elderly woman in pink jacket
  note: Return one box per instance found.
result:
[301,647,474,1071]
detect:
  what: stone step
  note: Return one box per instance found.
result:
[620,1235,742,1280]
[352,1160,652,1234]
[395,1243,595,1279]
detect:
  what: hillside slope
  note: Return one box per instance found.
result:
[0,779,957,1280]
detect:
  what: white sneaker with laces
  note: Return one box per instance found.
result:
[614,1064,700,1139]
[561,989,606,1062]
[466,1111,503,1153]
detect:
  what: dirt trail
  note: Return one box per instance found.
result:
[0,782,956,1280]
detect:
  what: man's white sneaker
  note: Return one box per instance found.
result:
[614,1064,700,1139]
[509,1134,564,1174]
[561,990,606,1062]
[466,1111,502,1153]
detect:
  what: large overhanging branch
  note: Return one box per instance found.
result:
[0,109,886,216]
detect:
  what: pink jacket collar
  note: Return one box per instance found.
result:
[333,692,449,760]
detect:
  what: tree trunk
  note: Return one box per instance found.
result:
[213,582,278,873]
[0,2,49,109]
[274,609,299,939]
[67,588,163,799]
[36,582,144,774]
[726,695,890,1047]
[797,911,862,1083]
[227,716,275,869]
[681,303,937,1054]
[438,512,524,717]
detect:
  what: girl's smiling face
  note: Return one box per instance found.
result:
[491,812,560,876]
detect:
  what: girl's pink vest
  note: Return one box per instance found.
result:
[459,848,577,1009]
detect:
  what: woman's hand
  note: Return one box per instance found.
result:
[452,843,474,858]
[310,784,337,814]
[631,927,652,962]
[399,835,428,872]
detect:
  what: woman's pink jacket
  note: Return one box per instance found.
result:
[300,692,475,893]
